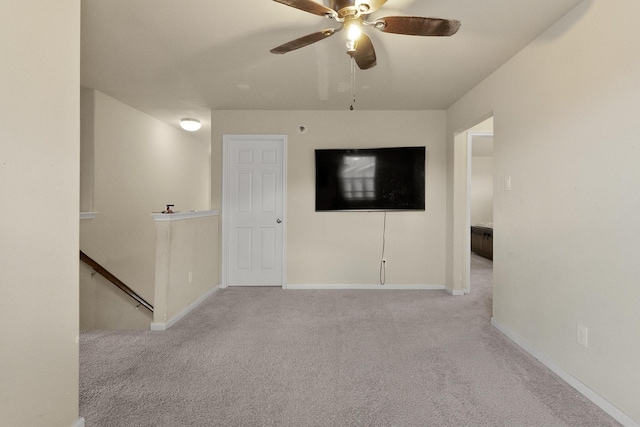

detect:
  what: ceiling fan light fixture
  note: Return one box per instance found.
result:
[269,0,461,71]
[345,20,362,42]
[180,118,201,131]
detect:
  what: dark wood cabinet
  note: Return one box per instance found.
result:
[471,226,493,260]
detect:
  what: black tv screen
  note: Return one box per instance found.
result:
[315,146,425,211]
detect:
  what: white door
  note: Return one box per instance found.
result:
[223,135,286,287]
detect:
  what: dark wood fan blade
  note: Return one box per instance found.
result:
[349,33,377,70]
[270,29,337,54]
[355,0,388,14]
[273,0,337,18]
[374,16,461,36]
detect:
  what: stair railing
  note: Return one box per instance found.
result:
[80,250,154,313]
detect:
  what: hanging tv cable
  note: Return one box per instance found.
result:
[380,211,387,285]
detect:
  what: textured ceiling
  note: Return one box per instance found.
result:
[81,0,584,141]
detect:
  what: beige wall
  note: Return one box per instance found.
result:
[469,118,494,226]
[470,157,493,225]
[0,1,81,426]
[80,89,211,329]
[80,88,95,212]
[211,110,447,286]
[447,0,640,422]
[153,214,220,325]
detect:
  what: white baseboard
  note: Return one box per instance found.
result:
[286,284,445,290]
[446,288,465,296]
[491,318,638,427]
[151,285,220,331]
[71,417,85,427]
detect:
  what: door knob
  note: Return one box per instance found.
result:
[276,218,282,223]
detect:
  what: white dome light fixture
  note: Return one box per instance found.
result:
[180,118,201,132]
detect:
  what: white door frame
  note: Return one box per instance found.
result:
[221,134,288,289]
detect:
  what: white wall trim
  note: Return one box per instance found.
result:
[151,285,220,331]
[80,212,97,220]
[281,136,288,290]
[71,417,85,427]
[446,288,466,296]
[287,284,446,290]
[151,209,220,222]
[491,318,638,427]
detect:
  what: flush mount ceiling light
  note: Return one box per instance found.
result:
[180,118,201,131]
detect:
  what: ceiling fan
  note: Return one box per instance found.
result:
[270,0,461,70]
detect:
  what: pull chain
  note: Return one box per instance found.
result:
[350,58,356,110]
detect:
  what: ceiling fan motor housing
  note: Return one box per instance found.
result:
[330,0,368,18]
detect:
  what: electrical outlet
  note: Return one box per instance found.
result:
[188,271,193,284]
[577,324,588,348]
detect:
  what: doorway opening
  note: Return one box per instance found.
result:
[454,117,493,294]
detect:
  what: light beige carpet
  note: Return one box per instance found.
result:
[80,254,618,426]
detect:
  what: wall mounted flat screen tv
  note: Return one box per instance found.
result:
[315,146,425,211]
